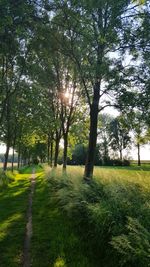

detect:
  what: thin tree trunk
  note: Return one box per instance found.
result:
[54,137,60,167]
[3,141,10,171]
[21,156,23,167]
[50,140,53,167]
[17,147,21,169]
[3,90,11,171]
[84,82,100,179]
[18,151,20,169]
[11,146,15,172]
[119,149,123,161]
[24,158,27,166]
[63,134,68,170]
[137,143,141,166]
[47,134,50,165]
[11,129,16,172]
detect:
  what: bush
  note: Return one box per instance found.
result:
[111,217,150,267]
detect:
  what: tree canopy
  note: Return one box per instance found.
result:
[0,0,149,175]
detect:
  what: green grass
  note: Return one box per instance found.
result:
[31,166,89,267]
[0,165,43,267]
[1,164,150,267]
[46,165,150,267]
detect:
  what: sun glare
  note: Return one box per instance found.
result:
[64,92,69,98]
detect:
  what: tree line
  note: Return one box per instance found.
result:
[0,0,150,177]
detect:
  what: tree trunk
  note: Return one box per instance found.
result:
[17,140,22,169]
[11,146,15,172]
[84,82,100,179]
[11,131,16,172]
[23,158,27,166]
[54,137,60,167]
[18,151,20,169]
[137,143,141,166]
[21,156,23,167]
[3,94,11,171]
[119,149,123,161]
[3,141,10,171]
[50,140,53,167]
[63,134,68,170]
[47,134,50,165]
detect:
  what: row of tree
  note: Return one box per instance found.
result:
[0,0,150,177]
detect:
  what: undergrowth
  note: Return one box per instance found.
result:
[48,167,150,267]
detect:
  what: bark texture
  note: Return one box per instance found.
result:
[84,82,100,179]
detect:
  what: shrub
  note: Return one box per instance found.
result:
[111,217,150,267]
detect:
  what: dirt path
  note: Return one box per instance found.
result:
[22,168,36,267]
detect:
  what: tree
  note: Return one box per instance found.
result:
[126,111,149,166]
[49,0,145,178]
[109,116,131,161]
[0,0,39,170]
[72,144,87,165]
[97,114,113,165]
[0,0,37,126]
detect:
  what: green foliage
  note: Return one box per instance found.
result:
[31,167,90,267]
[0,170,15,188]
[111,217,150,267]
[47,166,150,267]
[71,144,87,165]
[109,116,131,159]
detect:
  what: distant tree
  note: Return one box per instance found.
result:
[128,111,149,166]
[109,116,131,161]
[72,144,87,165]
[98,114,113,165]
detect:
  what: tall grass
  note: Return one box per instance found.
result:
[47,166,150,267]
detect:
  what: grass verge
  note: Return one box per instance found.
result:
[0,165,42,267]
[31,166,90,267]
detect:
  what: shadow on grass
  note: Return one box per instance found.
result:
[0,179,30,267]
[0,165,45,267]
[31,174,90,267]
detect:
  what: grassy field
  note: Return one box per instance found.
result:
[55,165,150,187]
[0,165,150,267]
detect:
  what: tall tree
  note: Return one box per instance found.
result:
[49,0,144,178]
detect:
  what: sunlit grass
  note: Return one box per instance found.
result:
[0,164,149,267]
[54,164,150,185]
[53,257,66,267]
[46,165,150,267]
[0,165,41,267]
[31,168,90,267]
